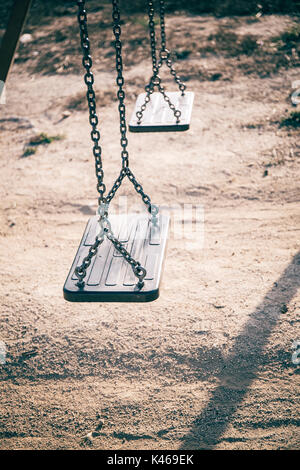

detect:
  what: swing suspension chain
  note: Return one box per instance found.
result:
[77,1,105,205]
[137,0,181,124]
[148,0,158,75]
[77,0,153,210]
[112,2,129,171]
[136,0,186,125]
[135,0,157,123]
[109,0,154,213]
[73,234,105,287]
[157,0,186,94]
[158,0,167,51]
[74,0,151,288]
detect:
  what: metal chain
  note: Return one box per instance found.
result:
[158,0,167,51]
[158,0,186,94]
[77,0,106,206]
[106,227,146,288]
[158,81,181,120]
[112,2,129,170]
[136,0,184,124]
[147,0,158,76]
[75,212,146,288]
[74,0,150,288]
[136,0,158,123]
[111,0,154,213]
[105,167,127,204]
[74,230,105,288]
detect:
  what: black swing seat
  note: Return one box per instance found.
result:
[63,211,169,302]
[129,91,194,132]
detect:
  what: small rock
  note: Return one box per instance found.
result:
[280,304,288,314]
[210,72,222,81]
[95,419,104,431]
[20,33,33,44]
[62,110,71,119]
[82,432,93,445]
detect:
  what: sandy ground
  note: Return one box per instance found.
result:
[0,9,299,450]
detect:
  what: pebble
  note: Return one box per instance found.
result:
[20,34,33,44]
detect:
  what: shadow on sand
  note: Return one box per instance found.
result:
[180,251,300,449]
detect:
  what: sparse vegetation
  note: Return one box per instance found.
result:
[22,133,64,158]
[203,28,259,57]
[261,145,299,169]
[2,0,298,81]
[279,111,300,128]
[118,0,299,15]
[22,147,37,158]
[272,24,300,53]
[263,150,286,168]
[1,0,299,32]
[243,110,300,133]
[28,132,64,146]
[131,14,158,29]
[66,89,116,111]
[198,23,299,77]
[174,49,192,60]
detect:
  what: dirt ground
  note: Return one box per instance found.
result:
[0,6,299,450]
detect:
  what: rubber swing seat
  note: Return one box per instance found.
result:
[63,212,169,302]
[129,91,194,132]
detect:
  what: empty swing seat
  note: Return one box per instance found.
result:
[63,212,169,302]
[129,91,194,132]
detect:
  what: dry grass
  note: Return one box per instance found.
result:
[196,23,300,77]
[65,89,117,111]
[201,28,259,57]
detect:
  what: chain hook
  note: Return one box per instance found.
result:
[133,265,147,289]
